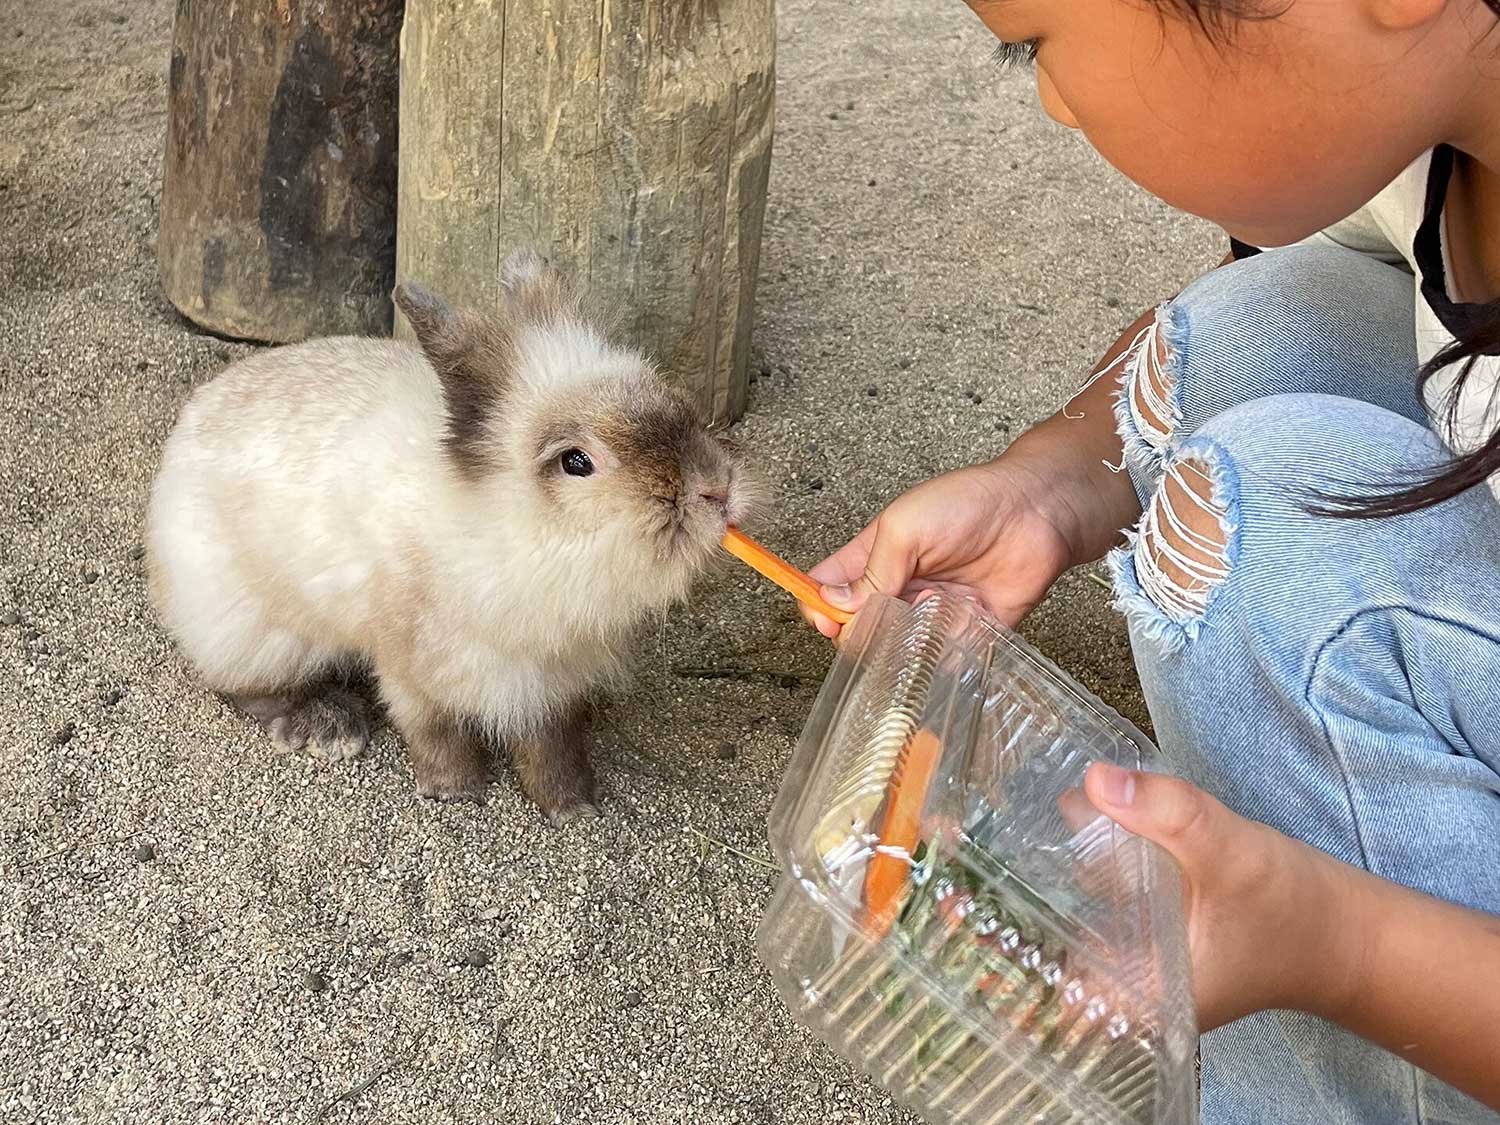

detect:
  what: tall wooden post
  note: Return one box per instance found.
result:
[396,0,775,427]
[158,0,405,341]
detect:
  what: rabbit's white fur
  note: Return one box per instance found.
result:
[147,262,746,819]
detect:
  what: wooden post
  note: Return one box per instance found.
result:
[158,0,405,342]
[396,0,775,427]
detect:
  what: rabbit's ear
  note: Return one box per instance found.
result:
[500,248,548,289]
[498,248,576,326]
[394,281,510,477]
[394,282,459,349]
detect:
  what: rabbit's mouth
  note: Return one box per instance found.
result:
[657,495,735,565]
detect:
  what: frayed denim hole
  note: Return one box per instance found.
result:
[1107,532,1193,656]
[1112,302,1188,488]
[1125,438,1241,644]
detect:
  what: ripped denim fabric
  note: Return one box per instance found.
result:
[1101,245,1500,1124]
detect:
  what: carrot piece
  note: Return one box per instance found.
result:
[863,729,944,938]
[721,527,854,624]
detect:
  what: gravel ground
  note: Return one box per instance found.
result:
[0,1,1219,1122]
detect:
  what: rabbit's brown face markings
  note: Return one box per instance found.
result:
[398,263,749,575]
[524,377,744,568]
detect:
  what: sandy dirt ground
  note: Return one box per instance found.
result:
[0,1,1219,1121]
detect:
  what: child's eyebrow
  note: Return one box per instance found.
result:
[991,39,1039,69]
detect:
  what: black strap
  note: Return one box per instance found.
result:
[1227,236,1262,261]
[1412,145,1495,339]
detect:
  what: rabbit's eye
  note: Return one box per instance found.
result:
[560,449,595,478]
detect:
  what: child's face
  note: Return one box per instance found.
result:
[965,0,1457,247]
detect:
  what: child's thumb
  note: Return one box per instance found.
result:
[1084,761,1228,879]
[820,519,916,614]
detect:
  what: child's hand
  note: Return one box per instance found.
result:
[801,455,1078,637]
[1083,762,1358,1032]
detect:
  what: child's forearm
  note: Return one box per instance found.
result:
[1004,306,1153,568]
[1309,861,1500,1108]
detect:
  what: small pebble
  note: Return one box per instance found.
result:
[302,970,329,993]
[867,178,877,187]
[808,479,824,491]
[480,907,502,921]
[82,569,99,585]
[622,990,644,1009]
[103,688,123,706]
[827,111,839,120]
[53,723,75,746]
[134,843,155,863]
[715,741,738,761]
[464,947,492,969]
[1105,296,1121,309]
[128,545,145,561]
[134,359,149,372]
[864,385,877,397]
[845,100,856,111]
[896,357,912,370]
[0,611,18,626]
[969,392,984,405]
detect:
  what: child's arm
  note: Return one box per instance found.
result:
[1084,762,1500,1109]
[1329,860,1500,1107]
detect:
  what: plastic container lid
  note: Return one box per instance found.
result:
[757,592,1197,1124]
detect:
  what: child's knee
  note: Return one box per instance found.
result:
[1110,394,1454,654]
[1110,246,1424,490]
[1110,437,1239,652]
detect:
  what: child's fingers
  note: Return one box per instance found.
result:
[807,522,877,588]
[800,523,879,637]
[1084,761,1240,886]
[824,515,917,616]
[799,603,843,638]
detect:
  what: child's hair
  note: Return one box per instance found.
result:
[1175,0,1500,518]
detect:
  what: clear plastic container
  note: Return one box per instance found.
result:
[757,592,1197,1124]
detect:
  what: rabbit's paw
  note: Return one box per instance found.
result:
[235,687,370,763]
[406,717,492,804]
[414,760,490,805]
[513,708,599,827]
[541,796,599,829]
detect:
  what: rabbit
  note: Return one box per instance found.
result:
[145,250,751,823]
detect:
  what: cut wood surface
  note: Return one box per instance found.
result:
[397,0,775,426]
[158,0,404,341]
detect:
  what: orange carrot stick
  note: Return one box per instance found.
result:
[863,729,944,938]
[722,527,854,624]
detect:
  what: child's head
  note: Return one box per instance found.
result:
[967,0,1499,247]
